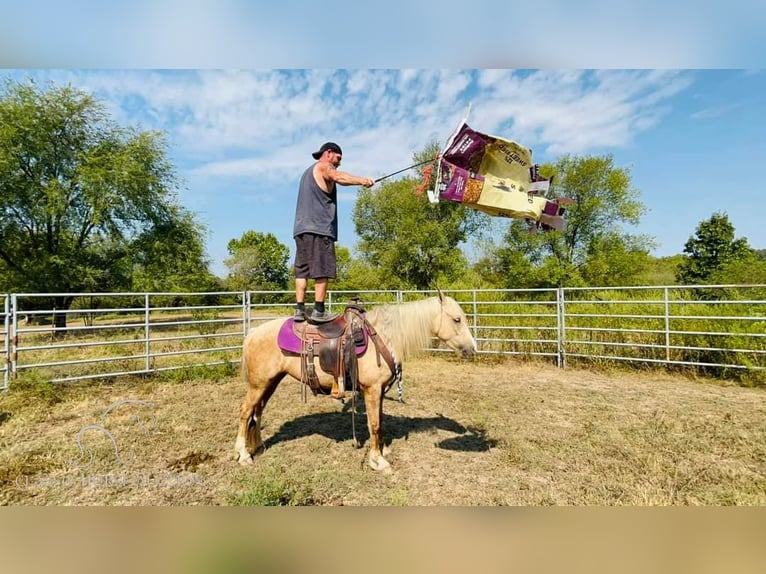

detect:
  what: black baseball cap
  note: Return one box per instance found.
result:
[312,142,342,159]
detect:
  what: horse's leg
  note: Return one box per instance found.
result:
[251,375,282,452]
[235,375,282,465]
[362,384,391,473]
[235,387,260,465]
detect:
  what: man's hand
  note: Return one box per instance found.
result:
[361,178,375,188]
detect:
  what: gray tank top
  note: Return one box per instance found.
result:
[293,163,337,239]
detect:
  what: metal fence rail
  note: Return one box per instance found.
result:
[8,292,247,384]
[1,285,764,388]
[560,285,766,372]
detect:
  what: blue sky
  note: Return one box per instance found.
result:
[3,69,764,277]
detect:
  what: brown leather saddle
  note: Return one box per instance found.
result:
[291,303,396,400]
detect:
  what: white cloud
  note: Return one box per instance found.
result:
[9,68,694,176]
[468,70,692,155]
[690,103,739,120]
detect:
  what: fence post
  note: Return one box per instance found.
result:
[145,293,151,373]
[243,291,250,336]
[10,294,18,382]
[471,289,478,341]
[557,288,566,368]
[664,287,671,362]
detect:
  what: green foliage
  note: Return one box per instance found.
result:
[354,178,473,289]
[707,255,766,301]
[479,220,586,288]
[155,361,237,384]
[580,233,653,286]
[130,210,219,292]
[675,212,754,285]
[229,467,316,506]
[354,153,486,289]
[0,78,211,320]
[333,256,383,291]
[638,255,684,286]
[710,256,766,286]
[11,370,65,405]
[350,141,486,290]
[411,140,441,179]
[189,308,222,335]
[330,244,378,290]
[224,230,289,291]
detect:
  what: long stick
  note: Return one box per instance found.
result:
[374,157,437,183]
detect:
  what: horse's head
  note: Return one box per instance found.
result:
[432,291,477,359]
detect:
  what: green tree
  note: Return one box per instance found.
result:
[709,255,766,285]
[224,230,290,291]
[579,233,653,287]
[675,212,754,285]
[130,210,220,292]
[337,257,384,291]
[330,245,357,290]
[0,78,209,327]
[353,142,484,290]
[488,154,654,287]
[638,254,685,286]
[483,222,554,288]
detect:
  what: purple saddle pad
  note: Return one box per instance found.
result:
[277,318,369,355]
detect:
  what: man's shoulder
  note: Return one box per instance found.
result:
[313,160,334,174]
[303,162,318,176]
[311,162,336,190]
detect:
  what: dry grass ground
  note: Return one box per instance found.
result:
[1,356,764,506]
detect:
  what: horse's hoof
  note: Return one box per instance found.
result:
[237,454,254,466]
[351,438,362,449]
[369,457,392,473]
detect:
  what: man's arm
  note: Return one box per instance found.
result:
[318,163,374,188]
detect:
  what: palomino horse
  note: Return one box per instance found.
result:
[234,292,477,472]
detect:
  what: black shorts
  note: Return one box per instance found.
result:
[294,233,336,279]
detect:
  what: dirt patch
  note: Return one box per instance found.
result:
[1,356,764,506]
[167,452,215,473]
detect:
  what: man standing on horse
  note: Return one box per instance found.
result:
[292,142,375,323]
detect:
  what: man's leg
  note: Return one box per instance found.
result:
[309,278,337,322]
[294,278,307,321]
[313,278,328,307]
[306,236,336,322]
[295,277,308,304]
[293,235,312,321]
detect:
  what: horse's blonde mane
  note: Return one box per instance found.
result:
[366,297,439,360]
